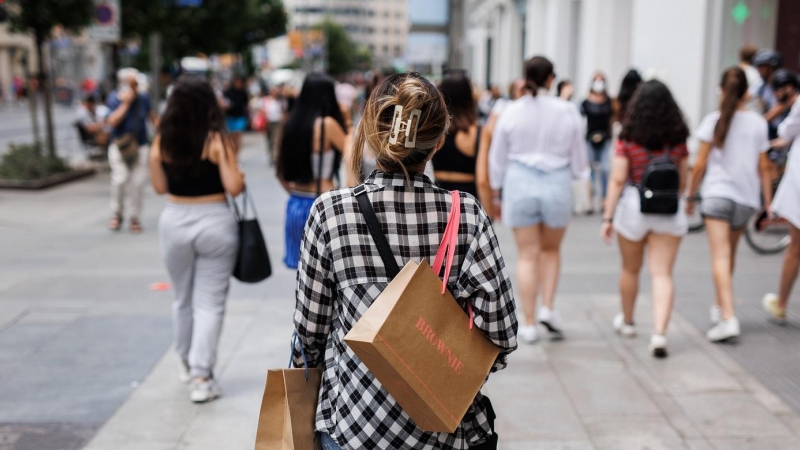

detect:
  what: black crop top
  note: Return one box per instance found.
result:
[162,159,225,197]
[431,130,478,175]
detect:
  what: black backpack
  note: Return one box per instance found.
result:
[639,148,680,215]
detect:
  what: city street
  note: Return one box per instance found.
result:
[0,100,92,162]
[1,134,800,449]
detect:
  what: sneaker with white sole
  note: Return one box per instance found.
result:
[612,313,636,338]
[707,317,740,342]
[762,293,787,325]
[189,378,222,403]
[178,361,190,384]
[709,306,721,325]
[518,325,539,344]
[538,307,563,334]
[649,334,668,358]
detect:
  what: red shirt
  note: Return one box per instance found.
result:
[615,140,688,185]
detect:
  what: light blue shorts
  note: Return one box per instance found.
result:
[502,163,572,229]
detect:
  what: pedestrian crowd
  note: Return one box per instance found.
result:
[83,44,800,449]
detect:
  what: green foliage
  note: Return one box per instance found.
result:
[0,143,69,181]
[7,0,95,40]
[354,46,373,72]
[313,19,355,76]
[121,0,287,59]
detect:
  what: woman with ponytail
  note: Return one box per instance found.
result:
[291,73,517,449]
[687,67,773,342]
[489,56,590,343]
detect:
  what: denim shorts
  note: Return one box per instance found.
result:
[502,162,572,229]
[701,197,757,230]
[320,433,342,450]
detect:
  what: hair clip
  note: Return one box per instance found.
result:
[388,105,422,148]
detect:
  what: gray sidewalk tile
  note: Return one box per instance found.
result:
[499,440,595,450]
[673,393,795,438]
[707,437,800,449]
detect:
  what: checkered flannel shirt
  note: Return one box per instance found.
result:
[292,171,518,449]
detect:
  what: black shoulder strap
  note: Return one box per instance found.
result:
[316,116,325,197]
[354,185,400,278]
[475,125,482,155]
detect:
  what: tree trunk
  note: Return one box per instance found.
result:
[36,34,56,159]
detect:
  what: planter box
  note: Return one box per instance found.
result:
[0,168,96,190]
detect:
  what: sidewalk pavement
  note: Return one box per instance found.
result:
[1,134,799,450]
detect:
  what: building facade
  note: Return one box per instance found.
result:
[465,0,789,132]
[0,25,37,101]
[284,0,409,67]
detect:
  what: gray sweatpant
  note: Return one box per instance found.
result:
[159,202,239,379]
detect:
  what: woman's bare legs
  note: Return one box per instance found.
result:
[705,219,743,320]
[539,225,567,310]
[513,225,542,326]
[617,235,645,324]
[646,234,682,335]
[778,225,800,309]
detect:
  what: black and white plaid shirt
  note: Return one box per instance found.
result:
[292,171,518,449]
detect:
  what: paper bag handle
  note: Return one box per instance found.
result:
[431,191,474,330]
[288,331,310,380]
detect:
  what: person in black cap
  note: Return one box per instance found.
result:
[753,49,784,138]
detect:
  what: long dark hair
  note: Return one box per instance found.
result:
[158,75,227,178]
[713,67,748,148]
[276,73,347,183]
[620,80,689,150]
[438,72,476,133]
[617,69,642,120]
[524,56,554,97]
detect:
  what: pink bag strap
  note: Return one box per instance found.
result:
[431,191,474,329]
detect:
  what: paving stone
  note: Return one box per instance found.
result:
[673,393,795,438]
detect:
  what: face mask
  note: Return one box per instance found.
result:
[592,80,606,93]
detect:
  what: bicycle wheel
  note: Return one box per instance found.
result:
[744,211,791,255]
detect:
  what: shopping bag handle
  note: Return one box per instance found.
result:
[431,191,474,329]
[288,331,310,380]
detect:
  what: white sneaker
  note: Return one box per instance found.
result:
[709,306,721,325]
[538,307,563,334]
[707,317,740,342]
[178,361,190,384]
[189,378,222,403]
[612,313,637,338]
[762,293,787,324]
[518,325,539,344]
[649,334,668,358]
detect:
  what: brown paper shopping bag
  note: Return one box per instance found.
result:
[344,189,501,433]
[254,335,322,450]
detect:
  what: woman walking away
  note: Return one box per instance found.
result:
[613,69,643,127]
[292,72,517,449]
[223,76,250,152]
[432,71,480,197]
[149,76,245,403]
[687,67,774,342]
[275,73,349,269]
[582,72,614,207]
[763,69,800,324]
[602,80,690,357]
[489,56,589,343]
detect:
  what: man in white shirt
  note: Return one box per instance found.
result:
[76,95,110,147]
[739,45,763,113]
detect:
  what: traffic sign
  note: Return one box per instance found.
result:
[89,0,120,43]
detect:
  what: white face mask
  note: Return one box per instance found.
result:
[592,80,606,93]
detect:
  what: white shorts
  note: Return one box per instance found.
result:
[613,186,688,241]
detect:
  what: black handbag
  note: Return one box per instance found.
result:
[232,186,272,283]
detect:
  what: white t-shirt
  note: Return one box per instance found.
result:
[695,110,770,208]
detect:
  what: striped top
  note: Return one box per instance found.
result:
[615,140,688,185]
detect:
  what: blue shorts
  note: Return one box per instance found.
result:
[226,116,248,132]
[502,163,572,229]
[284,192,316,269]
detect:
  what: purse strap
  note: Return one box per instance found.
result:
[354,184,400,278]
[316,116,325,198]
[230,185,257,221]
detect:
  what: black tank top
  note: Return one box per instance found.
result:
[432,130,478,175]
[162,159,225,196]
